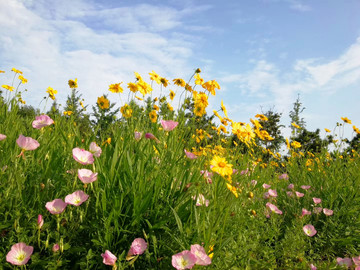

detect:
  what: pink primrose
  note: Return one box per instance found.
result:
[72,147,94,165]
[128,238,147,256]
[190,244,212,266]
[303,224,317,237]
[89,142,102,157]
[78,169,98,184]
[161,120,179,131]
[16,134,40,151]
[6,242,34,266]
[101,250,117,266]
[45,199,67,214]
[172,250,197,270]
[65,190,89,206]
[32,115,54,129]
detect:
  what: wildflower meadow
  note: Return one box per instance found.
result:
[0,68,360,269]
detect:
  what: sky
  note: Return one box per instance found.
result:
[1,0,360,140]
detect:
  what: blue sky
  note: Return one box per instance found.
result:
[1,0,360,139]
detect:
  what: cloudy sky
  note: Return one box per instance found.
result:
[1,0,360,139]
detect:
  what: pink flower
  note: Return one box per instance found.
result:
[353,256,360,267]
[32,115,54,129]
[78,169,98,184]
[288,183,294,189]
[145,133,160,143]
[101,250,117,266]
[263,192,270,199]
[89,142,102,157]
[301,185,311,190]
[323,208,333,216]
[134,131,142,141]
[72,147,94,165]
[192,194,209,207]
[6,242,34,266]
[266,202,283,215]
[268,189,278,197]
[128,238,147,256]
[161,120,179,131]
[250,180,257,186]
[313,197,321,204]
[337,257,353,268]
[240,168,249,175]
[52,244,60,252]
[0,134,6,141]
[172,250,197,270]
[65,190,89,206]
[16,134,40,151]
[184,149,197,160]
[190,244,211,266]
[278,173,289,180]
[45,199,67,214]
[301,208,312,217]
[303,224,317,237]
[37,214,44,229]
[295,191,304,198]
[262,183,271,189]
[286,191,293,197]
[313,207,323,214]
[310,263,317,270]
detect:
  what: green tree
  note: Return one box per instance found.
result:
[289,94,306,137]
[258,108,285,152]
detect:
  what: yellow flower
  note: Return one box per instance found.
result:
[185,83,193,92]
[127,82,138,93]
[341,117,351,124]
[193,91,208,108]
[232,123,255,143]
[80,101,84,108]
[135,95,143,101]
[291,141,301,149]
[138,80,152,95]
[149,71,161,84]
[103,137,111,145]
[18,75,28,84]
[194,73,204,85]
[221,100,228,118]
[194,105,206,117]
[324,128,331,133]
[173,78,186,87]
[153,104,159,111]
[63,111,73,116]
[68,78,78,88]
[11,68,23,74]
[210,155,233,177]
[0,70,5,73]
[149,110,157,123]
[97,96,110,110]
[169,90,175,100]
[202,80,220,96]
[353,126,360,134]
[255,114,268,121]
[226,183,238,198]
[167,103,173,111]
[160,77,169,87]
[18,97,26,104]
[109,83,123,93]
[120,104,133,118]
[134,72,142,81]
[195,68,201,73]
[46,87,58,100]
[291,122,301,129]
[2,85,15,92]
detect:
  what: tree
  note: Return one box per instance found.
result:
[289,94,306,137]
[258,108,285,152]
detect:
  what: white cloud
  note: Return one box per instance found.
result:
[0,0,210,109]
